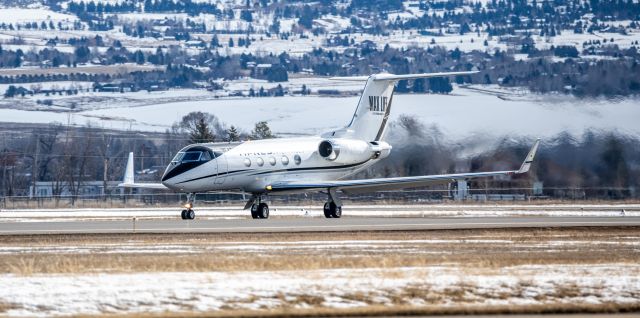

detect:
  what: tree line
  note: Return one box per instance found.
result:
[2,114,638,200]
[0,111,275,200]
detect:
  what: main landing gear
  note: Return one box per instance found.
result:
[181,193,196,220]
[249,196,270,219]
[323,201,342,218]
[323,188,342,218]
[244,195,269,219]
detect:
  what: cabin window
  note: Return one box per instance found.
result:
[281,155,289,165]
[294,154,301,165]
[243,158,251,167]
[256,157,264,167]
[269,156,276,166]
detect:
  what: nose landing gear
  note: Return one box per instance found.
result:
[181,193,196,220]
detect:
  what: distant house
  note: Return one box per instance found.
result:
[446,23,461,34]
[94,82,136,93]
[252,63,273,78]
[185,40,206,48]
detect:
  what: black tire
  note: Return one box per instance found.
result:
[258,203,269,219]
[187,209,195,220]
[323,202,333,218]
[181,210,187,220]
[331,206,342,218]
[250,205,259,219]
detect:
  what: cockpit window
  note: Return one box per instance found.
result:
[171,147,216,165]
[182,151,202,162]
[200,151,212,161]
[171,152,185,163]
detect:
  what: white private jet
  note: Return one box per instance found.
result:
[120,71,540,220]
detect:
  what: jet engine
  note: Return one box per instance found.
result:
[318,139,391,164]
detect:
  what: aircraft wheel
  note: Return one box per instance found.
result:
[331,206,342,218]
[250,204,259,219]
[323,202,333,218]
[187,209,196,220]
[258,203,269,219]
[181,209,188,220]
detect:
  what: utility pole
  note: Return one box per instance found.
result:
[1,156,5,198]
[102,133,110,200]
[31,134,40,198]
[140,144,145,173]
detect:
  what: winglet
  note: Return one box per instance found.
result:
[517,139,540,174]
[123,152,134,184]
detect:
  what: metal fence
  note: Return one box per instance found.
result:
[0,187,638,209]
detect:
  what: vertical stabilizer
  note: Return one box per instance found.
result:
[346,76,395,141]
[329,71,478,142]
[123,152,134,184]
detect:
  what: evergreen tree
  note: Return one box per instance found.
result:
[298,5,314,29]
[266,65,288,82]
[211,34,220,48]
[134,50,145,64]
[240,9,253,22]
[4,85,17,98]
[189,117,215,143]
[227,126,240,141]
[180,111,221,143]
[250,121,274,139]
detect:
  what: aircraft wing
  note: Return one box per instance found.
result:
[118,152,170,190]
[266,139,540,194]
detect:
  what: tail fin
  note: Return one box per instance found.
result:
[329,71,478,141]
[123,152,134,184]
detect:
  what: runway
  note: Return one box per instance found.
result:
[1,216,639,235]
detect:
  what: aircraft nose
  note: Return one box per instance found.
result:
[161,164,176,187]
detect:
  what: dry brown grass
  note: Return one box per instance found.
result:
[0,301,20,313]
[0,227,638,275]
[69,302,640,318]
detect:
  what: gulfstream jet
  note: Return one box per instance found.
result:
[120,72,540,220]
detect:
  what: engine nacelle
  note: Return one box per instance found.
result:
[318,139,392,164]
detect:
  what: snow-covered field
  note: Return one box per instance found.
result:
[1,85,639,140]
[1,204,638,221]
[0,221,637,317]
[1,265,639,317]
[0,8,78,24]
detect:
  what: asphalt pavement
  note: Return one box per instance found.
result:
[1,216,639,235]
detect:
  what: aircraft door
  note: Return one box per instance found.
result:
[215,154,228,184]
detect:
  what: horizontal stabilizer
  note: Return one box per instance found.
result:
[328,76,370,81]
[329,71,478,82]
[372,71,479,81]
